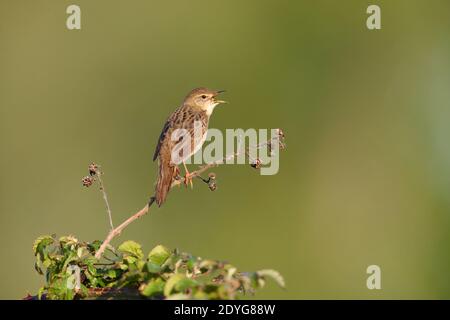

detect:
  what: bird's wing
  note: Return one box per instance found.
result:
[153,119,171,161]
[153,106,184,161]
[153,106,209,162]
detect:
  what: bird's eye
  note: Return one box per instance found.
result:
[201,95,207,99]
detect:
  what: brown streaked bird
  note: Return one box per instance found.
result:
[153,87,226,206]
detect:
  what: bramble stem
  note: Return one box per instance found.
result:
[95,198,154,259]
[97,169,114,230]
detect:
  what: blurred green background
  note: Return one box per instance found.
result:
[1,0,450,299]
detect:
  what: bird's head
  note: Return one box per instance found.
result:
[183,87,227,115]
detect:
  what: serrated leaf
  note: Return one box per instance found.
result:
[118,240,143,259]
[148,245,170,266]
[256,269,285,288]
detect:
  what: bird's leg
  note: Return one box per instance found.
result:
[174,166,182,187]
[182,161,193,188]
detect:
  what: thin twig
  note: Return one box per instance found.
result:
[97,169,114,230]
[95,198,154,259]
[171,135,280,187]
[94,134,283,259]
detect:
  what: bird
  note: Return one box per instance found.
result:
[152,87,226,206]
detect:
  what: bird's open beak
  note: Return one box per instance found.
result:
[214,90,227,104]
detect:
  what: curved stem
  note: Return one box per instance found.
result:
[95,197,154,259]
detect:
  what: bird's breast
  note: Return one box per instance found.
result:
[171,115,208,163]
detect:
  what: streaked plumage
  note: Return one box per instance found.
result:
[153,88,226,206]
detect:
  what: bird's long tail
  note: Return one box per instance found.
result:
[155,156,177,207]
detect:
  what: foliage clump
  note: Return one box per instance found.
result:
[32,235,284,300]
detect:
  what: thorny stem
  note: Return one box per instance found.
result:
[97,169,114,230]
[94,134,284,259]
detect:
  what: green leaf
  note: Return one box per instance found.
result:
[37,287,46,300]
[164,274,198,296]
[164,274,184,296]
[87,264,96,275]
[31,236,285,300]
[140,277,165,297]
[186,256,197,271]
[148,245,171,266]
[59,235,78,246]
[34,262,43,275]
[146,262,162,274]
[62,252,79,272]
[119,262,128,271]
[118,240,143,259]
[107,269,119,279]
[87,240,102,253]
[42,258,53,268]
[256,269,285,288]
[32,235,54,255]
[176,277,198,292]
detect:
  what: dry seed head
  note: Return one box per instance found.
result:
[88,163,99,176]
[208,181,217,191]
[251,159,262,169]
[82,176,95,187]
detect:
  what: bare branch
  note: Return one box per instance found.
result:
[96,168,114,230]
[94,198,154,259]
